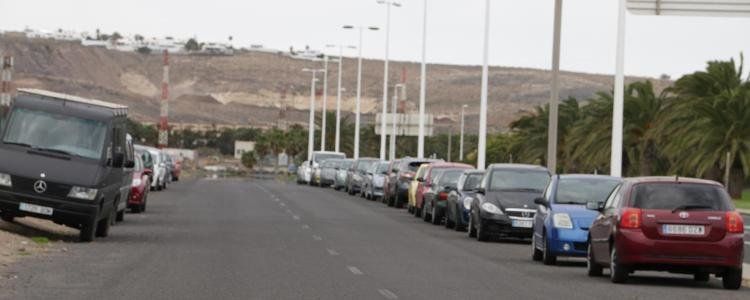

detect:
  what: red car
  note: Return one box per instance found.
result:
[129,155,152,213]
[586,177,744,289]
[413,162,473,218]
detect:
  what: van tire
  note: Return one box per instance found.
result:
[80,220,96,242]
[95,207,114,238]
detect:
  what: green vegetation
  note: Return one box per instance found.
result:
[241,151,257,169]
[31,236,50,245]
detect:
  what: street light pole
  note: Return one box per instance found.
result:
[390,84,405,160]
[611,0,627,177]
[303,68,324,161]
[417,0,428,159]
[321,55,329,151]
[547,0,563,174]
[344,25,379,159]
[326,44,355,154]
[460,104,467,161]
[477,0,491,170]
[377,0,401,160]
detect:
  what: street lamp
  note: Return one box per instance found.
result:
[325,44,356,153]
[377,0,402,160]
[343,25,380,159]
[417,0,428,159]
[302,68,325,162]
[460,104,468,162]
[547,0,563,174]
[390,83,406,160]
[477,0,491,170]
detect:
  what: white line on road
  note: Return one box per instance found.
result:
[273,198,279,202]
[302,225,310,230]
[280,203,286,207]
[285,209,292,214]
[312,235,323,241]
[326,249,340,256]
[293,215,300,221]
[378,289,398,299]
[347,266,363,275]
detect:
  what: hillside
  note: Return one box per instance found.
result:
[0,34,663,132]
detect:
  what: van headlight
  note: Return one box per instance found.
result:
[0,173,11,187]
[68,186,98,200]
[481,203,503,215]
[463,197,472,210]
[553,213,573,229]
[131,178,143,187]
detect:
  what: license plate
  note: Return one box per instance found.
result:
[663,224,705,235]
[512,220,533,228]
[19,202,54,216]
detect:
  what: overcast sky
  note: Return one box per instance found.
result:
[2,0,749,79]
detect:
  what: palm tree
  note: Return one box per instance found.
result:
[657,56,750,197]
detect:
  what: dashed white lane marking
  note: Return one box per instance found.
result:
[378,289,398,299]
[347,266,363,275]
[326,248,340,256]
[312,235,323,241]
[292,215,300,221]
[273,198,279,202]
[285,209,293,214]
[280,203,286,207]
[302,224,310,229]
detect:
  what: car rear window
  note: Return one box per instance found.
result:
[437,170,463,188]
[631,183,732,211]
[463,173,483,190]
[404,161,426,172]
[555,178,621,205]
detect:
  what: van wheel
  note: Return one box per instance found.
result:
[693,272,709,282]
[79,220,96,242]
[587,242,603,276]
[95,207,115,237]
[722,267,742,290]
[609,247,629,283]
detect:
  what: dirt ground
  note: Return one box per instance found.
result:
[0,217,77,272]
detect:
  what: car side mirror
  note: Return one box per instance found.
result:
[417,177,424,182]
[586,201,603,212]
[533,197,548,207]
[125,160,135,168]
[476,187,486,195]
[381,171,388,175]
[144,168,153,176]
[112,153,125,168]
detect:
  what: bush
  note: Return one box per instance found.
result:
[241,151,257,170]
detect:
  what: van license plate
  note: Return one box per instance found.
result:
[663,224,704,235]
[19,203,54,216]
[512,220,533,228]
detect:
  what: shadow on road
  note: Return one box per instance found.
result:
[0,218,78,243]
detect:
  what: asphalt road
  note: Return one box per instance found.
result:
[1,178,748,299]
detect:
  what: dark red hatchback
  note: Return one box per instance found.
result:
[586,177,744,289]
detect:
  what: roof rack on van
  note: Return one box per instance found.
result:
[17,88,128,117]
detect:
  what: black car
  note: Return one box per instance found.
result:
[445,170,484,231]
[385,158,442,208]
[467,164,550,242]
[421,168,467,225]
[0,89,135,242]
[346,158,378,196]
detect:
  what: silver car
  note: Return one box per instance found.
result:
[363,161,389,201]
[334,159,353,191]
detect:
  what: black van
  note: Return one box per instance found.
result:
[0,89,134,242]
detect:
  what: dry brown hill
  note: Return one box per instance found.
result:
[0,34,663,132]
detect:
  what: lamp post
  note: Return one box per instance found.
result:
[343,25,380,159]
[390,83,406,160]
[326,44,356,153]
[303,68,325,161]
[460,104,467,162]
[477,0,491,170]
[417,0,428,159]
[321,55,329,151]
[547,0,563,174]
[377,0,402,160]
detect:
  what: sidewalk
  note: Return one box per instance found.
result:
[744,264,750,287]
[738,208,750,215]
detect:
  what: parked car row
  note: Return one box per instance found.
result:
[299,155,746,290]
[0,89,180,242]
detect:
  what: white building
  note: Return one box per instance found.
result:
[234,141,256,160]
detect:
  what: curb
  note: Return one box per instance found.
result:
[738,208,750,216]
[744,264,750,288]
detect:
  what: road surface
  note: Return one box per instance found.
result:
[1,178,748,299]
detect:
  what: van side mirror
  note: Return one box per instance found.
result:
[586,201,603,212]
[476,187,486,195]
[534,197,548,207]
[112,153,125,168]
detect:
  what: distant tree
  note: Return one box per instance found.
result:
[134,34,145,42]
[136,47,151,55]
[111,32,123,41]
[95,28,100,40]
[185,38,201,51]
[241,151,258,170]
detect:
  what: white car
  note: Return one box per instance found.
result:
[135,145,168,191]
[297,160,311,184]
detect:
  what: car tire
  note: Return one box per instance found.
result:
[722,267,742,290]
[116,209,125,222]
[532,235,543,262]
[609,246,629,283]
[454,209,465,232]
[476,218,489,242]
[431,205,441,225]
[542,232,557,265]
[422,204,431,222]
[156,180,163,191]
[586,241,603,276]
[693,272,709,282]
[95,206,114,238]
[445,210,455,229]
[79,219,96,242]
[467,213,477,238]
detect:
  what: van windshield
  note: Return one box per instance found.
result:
[2,107,107,160]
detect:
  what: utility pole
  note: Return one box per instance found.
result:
[321,55,329,151]
[158,50,170,149]
[417,0,428,159]
[447,127,452,162]
[547,0,563,174]
[0,55,13,128]
[459,104,467,161]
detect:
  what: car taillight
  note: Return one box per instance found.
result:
[619,208,642,229]
[726,211,744,233]
[438,192,448,201]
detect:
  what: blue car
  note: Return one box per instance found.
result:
[445,170,484,231]
[531,174,621,265]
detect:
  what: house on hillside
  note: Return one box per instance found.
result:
[234,141,256,160]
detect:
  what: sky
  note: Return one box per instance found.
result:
[1,0,749,79]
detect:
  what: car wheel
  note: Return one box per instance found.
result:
[445,210,455,229]
[586,241,603,276]
[542,232,557,265]
[693,272,709,282]
[609,246,629,283]
[79,219,96,242]
[116,209,125,222]
[476,217,489,242]
[156,180,163,191]
[95,206,115,238]
[467,213,477,238]
[431,205,441,225]
[532,234,543,261]
[422,204,432,222]
[722,267,742,290]
[454,209,465,232]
